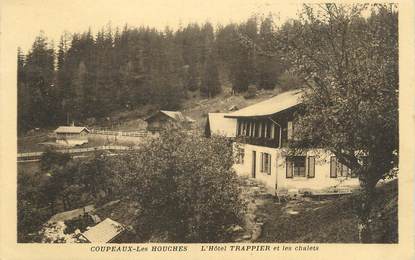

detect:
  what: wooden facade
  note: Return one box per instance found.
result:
[145,110,194,133]
[234,108,296,148]
[54,126,90,146]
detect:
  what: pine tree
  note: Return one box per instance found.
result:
[201,54,221,98]
[257,15,283,89]
[24,32,55,127]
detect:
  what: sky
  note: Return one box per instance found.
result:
[3,0,301,52]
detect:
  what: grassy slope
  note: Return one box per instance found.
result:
[181,86,284,130]
[258,180,398,243]
[17,85,283,152]
[105,85,284,131]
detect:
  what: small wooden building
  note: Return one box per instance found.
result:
[54,126,90,146]
[145,110,194,133]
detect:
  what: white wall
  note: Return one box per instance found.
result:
[276,149,360,193]
[56,139,88,146]
[233,143,279,193]
[233,143,360,194]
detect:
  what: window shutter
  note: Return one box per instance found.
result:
[268,154,271,175]
[286,158,293,178]
[308,156,315,178]
[337,160,344,176]
[260,153,263,172]
[330,156,337,178]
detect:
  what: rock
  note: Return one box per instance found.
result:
[229,225,244,233]
[287,210,299,215]
[242,234,252,239]
[234,238,244,242]
[251,226,262,240]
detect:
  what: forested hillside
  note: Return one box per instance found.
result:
[17,15,299,133]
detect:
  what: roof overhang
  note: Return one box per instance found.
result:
[224,104,302,119]
[223,90,303,119]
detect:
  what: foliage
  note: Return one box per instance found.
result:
[273,4,398,242]
[17,170,50,242]
[244,85,258,99]
[18,17,292,132]
[117,131,245,242]
[17,33,56,132]
[64,214,95,234]
[40,148,71,172]
[18,150,127,242]
[201,54,222,98]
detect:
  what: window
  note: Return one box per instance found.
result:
[286,156,306,178]
[330,156,355,178]
[260,152,271,175]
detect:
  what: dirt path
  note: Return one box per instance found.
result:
[230,176,276,242]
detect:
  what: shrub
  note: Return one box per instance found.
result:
[244,85,257,99]
[120,130,245,242]
[40,148,71,172]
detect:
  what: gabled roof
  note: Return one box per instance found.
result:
[225,90,303,118]
[48,205,95,223]
[54,126,90,134]
[81,218,125,243]
[145,110,192,122]
[160,110,186,121]
[207,113,237,137]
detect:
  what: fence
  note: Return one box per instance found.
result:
[90,129,147,137]
[17,145,134,161]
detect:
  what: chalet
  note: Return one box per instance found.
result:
[205,113,237,138]
[145,110,194,133]
[217,90,359,195]
[79,218,125,243]
[54,126,90,146]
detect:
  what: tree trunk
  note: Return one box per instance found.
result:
[357,176,377,243]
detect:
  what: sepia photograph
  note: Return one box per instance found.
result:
[2,0,407,250]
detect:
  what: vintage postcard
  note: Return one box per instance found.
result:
[0,0,414,259]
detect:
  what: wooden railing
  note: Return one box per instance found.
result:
[90,129,147,137]
[17,145,134,161]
